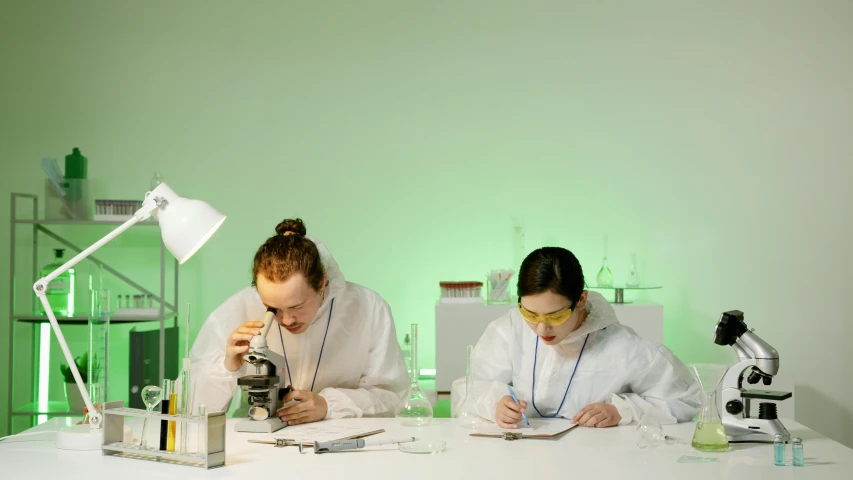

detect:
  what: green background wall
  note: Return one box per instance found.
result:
[1,0,851,446]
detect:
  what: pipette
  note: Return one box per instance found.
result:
[313,436,416,453]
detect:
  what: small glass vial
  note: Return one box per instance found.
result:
[774,434,785,466]
[792,437,804,467]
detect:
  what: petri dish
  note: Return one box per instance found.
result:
[399,440,446,454]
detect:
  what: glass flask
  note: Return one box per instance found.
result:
[455,345,485,428]
[139,385,163,450]
[689,364,730,452]
[595,235,614,287]
[625,252,641,287]
[636,412,684,448]
[397,324,433,426]
[150,171,165,191]
[401,333,412,379]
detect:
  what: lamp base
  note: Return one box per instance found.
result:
[55,424,102,451]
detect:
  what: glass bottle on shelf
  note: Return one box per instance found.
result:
[38,248,75,316]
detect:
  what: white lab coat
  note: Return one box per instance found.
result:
[190,236,409,419]
[453,291,701,425]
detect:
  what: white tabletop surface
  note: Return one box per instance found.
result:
[1,417,851,479]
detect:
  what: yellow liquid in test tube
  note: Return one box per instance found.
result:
[167,390,177,451]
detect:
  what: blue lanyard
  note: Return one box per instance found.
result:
[277,298,335,392]
[531,333,590,418]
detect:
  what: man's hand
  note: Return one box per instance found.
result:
[224,321,265,372]
[572,403,621,428]
[277,386,328,426]
[495,395,527,429]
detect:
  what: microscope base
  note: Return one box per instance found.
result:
[235,417,287,433]
[723,419,791,443]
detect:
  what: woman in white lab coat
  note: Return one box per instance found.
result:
[190,219,409,425]
[460,247,701,429]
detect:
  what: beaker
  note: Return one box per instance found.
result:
[689,364,730,452]
[88,289,109,402]
[455,345,485,428]
[396,324,433,426]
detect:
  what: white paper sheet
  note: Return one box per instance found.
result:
[470,418,578,437]
[254,419,385,443]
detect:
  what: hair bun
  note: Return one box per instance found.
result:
[275,218,307,236]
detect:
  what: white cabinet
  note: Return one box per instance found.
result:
[435,302,663,392]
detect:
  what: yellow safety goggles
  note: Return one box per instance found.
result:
[517,302,574,326]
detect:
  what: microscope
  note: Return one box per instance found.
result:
[714,310,792,443]
[234,308,292,434]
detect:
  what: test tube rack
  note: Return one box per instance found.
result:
[101,402,226,469]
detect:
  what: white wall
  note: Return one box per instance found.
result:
[1,0,851,445]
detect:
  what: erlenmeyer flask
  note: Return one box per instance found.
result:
[397,324,433,426]
[625,252,640,287]
[689,364,730,452]
[596,235,614,287]
[455,345,485,428]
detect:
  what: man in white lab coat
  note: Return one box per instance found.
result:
[190,219,408,425]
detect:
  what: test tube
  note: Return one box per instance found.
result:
[196,404,206,457]
[159,379,171,451]
[167,381,177,451]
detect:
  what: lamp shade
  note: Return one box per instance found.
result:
[148,183,226,264]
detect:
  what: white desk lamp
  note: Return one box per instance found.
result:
[33,183,226,450]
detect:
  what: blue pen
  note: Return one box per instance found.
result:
[507,385,530,425]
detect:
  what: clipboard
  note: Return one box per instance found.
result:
[469,422,578,441]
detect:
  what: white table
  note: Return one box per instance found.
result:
[1,417,851,479]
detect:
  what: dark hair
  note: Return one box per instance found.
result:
[517,247,585,306]
[251,218,326,291]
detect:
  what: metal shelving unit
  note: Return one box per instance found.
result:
[6,193,180,431]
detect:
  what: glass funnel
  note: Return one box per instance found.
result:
[689,364,730,452]
[636,412,685,448]
[397,324,433,426]
[455,345,486,428]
